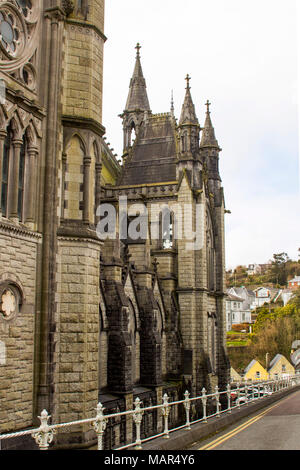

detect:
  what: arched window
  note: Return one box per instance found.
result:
[208,312,217,374]
[128,299,139,385]
[161,208,174,249]
[129,121,136,147]
[17,134,26,221]
[1,125,11,217]
[206,213,215,291]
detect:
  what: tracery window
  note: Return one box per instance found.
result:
[0,120,38,224]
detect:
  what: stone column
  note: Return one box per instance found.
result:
[83,155,91,224]
[95,161,102,223]
[0,130,7,217]
[9,139,23,223]
[25,146,38,230]
[61,151,67,219]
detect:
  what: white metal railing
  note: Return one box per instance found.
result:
[1,375,299,451]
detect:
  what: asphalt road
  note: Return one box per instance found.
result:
[189,389,300,450]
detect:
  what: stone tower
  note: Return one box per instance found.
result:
[0,0,117,448]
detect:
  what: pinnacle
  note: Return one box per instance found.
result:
[124,43,151,112]
[200,100,219,148]
[179,75,199,126]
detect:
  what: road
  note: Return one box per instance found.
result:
[188,389,300,450]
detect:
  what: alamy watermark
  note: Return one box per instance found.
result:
[96,196,205,251]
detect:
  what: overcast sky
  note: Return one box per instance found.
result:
[102,0,300,270]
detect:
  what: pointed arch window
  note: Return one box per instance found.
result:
[1,127,11,217]
[17,135,26,221]
[160,208,174,250]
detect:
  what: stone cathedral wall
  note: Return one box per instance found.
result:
[0,227,41,432]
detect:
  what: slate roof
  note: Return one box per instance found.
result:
[268,354,284,371]
[119,113,178,185]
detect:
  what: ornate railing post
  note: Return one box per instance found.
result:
[201,388,207,423]
[215,386,220,417]
[133,397,144,449]
[226,384,231,413]
[245,383,249,405]
[93,403,108,451]
[236,382,241,408]
[162,394,171,439]
[32,410,56,451]
[184,391,191,430]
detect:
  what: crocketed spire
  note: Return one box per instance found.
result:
[124,43,151,112]
[200,100,219,148]
[179,75,199,125]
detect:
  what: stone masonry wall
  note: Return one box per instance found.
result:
[54,237,101,429]
[0,226,41,432]
[63,21,104,123]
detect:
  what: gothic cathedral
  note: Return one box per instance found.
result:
[0,0,230,449]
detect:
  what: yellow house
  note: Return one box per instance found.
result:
[230,367,242,383]
[268,354,295,380]
[243,359,269,381]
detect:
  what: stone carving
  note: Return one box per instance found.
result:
[62,0,74,16]
[0,1,40,90]
[1,289,16,318]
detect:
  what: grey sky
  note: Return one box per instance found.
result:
[102,0,300,269]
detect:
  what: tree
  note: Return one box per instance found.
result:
[249,293,300,364]
[269,252,290,286]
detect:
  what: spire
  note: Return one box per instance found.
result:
[124,43,151,112]
[200,100,219,148]
[179,75,199,125]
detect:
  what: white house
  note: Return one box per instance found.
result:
[253,287,279,308]
[226,291,252,331]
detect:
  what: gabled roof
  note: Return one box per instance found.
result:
[268,354,285,371]
[244,359,265,374]
[226,293,244,302]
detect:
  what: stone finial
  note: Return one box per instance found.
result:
[185,74,191,90]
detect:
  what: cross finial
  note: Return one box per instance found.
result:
[185,74,191,89]
[205,100,211,113]
[135,42,141,58]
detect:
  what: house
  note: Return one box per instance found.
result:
[267,354,295,379]
[247,264,260,276]
[253,287,280,308]
[228,286,256,310]
[230,367,242,383]
[291,340,300,372]
[288,276,300,291]
[226,291,252,331]
[243,360,269,381]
